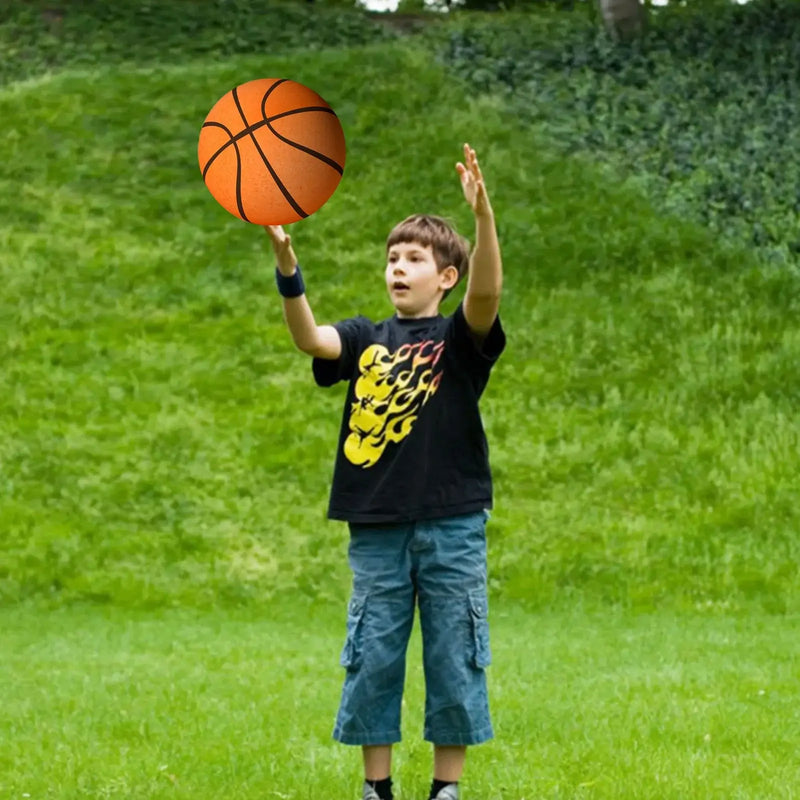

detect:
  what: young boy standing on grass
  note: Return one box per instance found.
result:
[264,144,504,800]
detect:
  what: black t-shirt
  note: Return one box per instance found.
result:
[312,301,505,523]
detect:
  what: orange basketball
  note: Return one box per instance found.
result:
[198,78,346,225]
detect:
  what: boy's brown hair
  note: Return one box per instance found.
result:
[386,214,470,301]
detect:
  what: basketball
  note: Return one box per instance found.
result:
[198,78,346,225]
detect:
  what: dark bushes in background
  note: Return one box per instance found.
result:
[0,0,392,86]
[434,0,800,265]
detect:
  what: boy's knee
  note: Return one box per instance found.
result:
[340,589,415,676]
[419,588,492,671]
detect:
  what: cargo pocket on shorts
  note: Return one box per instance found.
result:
[468,589,492,669]
[340,592,367,672]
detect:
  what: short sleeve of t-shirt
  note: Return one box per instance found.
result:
[448,301,506,393]
[311,316,370,387]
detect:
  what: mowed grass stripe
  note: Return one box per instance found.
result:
[1,603,799,798]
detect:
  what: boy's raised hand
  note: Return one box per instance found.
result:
[264,224,298,275]
[456,143,493,218]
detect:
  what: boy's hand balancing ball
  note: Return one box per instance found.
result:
[198,78,346,225]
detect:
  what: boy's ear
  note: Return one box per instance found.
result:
[442,265,459,289]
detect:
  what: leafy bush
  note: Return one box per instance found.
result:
[431,0,800,265]
[0,0,393,86]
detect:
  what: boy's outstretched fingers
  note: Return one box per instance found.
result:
[465,143,483,179]
[264,224,290,247]
[457,143,492,215]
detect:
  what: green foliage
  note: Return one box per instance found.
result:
[431,0,800,265]
[0,0,393,86]
[453,0,583,11]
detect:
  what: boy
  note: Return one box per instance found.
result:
[264,144,504,800]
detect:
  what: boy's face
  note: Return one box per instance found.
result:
[385,241,459,319]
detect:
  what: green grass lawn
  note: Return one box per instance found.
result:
[2,602,799,799]
[2,38,798,610]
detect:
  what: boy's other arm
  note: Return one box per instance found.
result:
[464,211,502,335]
[456,144,502,337]
[264,226,341,359]
[282,295,342,359]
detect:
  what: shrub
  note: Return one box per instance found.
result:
[0,0,393,86]
[431,0,800,265]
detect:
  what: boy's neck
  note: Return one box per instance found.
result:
[394,300,443,320]
[395,310,442,321]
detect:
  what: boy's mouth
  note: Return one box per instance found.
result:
[392,281,410,292]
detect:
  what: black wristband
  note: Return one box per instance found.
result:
[275,264,305,298]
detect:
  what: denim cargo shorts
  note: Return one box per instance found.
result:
[332,510,494,747]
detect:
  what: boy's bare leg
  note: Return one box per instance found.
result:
[433,745,467,782]
[363,745,393,780]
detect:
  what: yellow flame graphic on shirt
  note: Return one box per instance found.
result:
[344,339,445,468]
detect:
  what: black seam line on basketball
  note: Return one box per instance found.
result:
[201,121,237,180]
[200,120,249,222]
[263,121,344,176]
[201,108,333,150]
[260,77,288,120]
[199,80,284,180]
[260,91,344,176]
[200,107,339,173]
[233,85,309,219]
[268,106,336,123]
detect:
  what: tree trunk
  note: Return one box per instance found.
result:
[598,0,645,40]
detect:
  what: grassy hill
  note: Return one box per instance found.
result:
[1,2,799,611]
